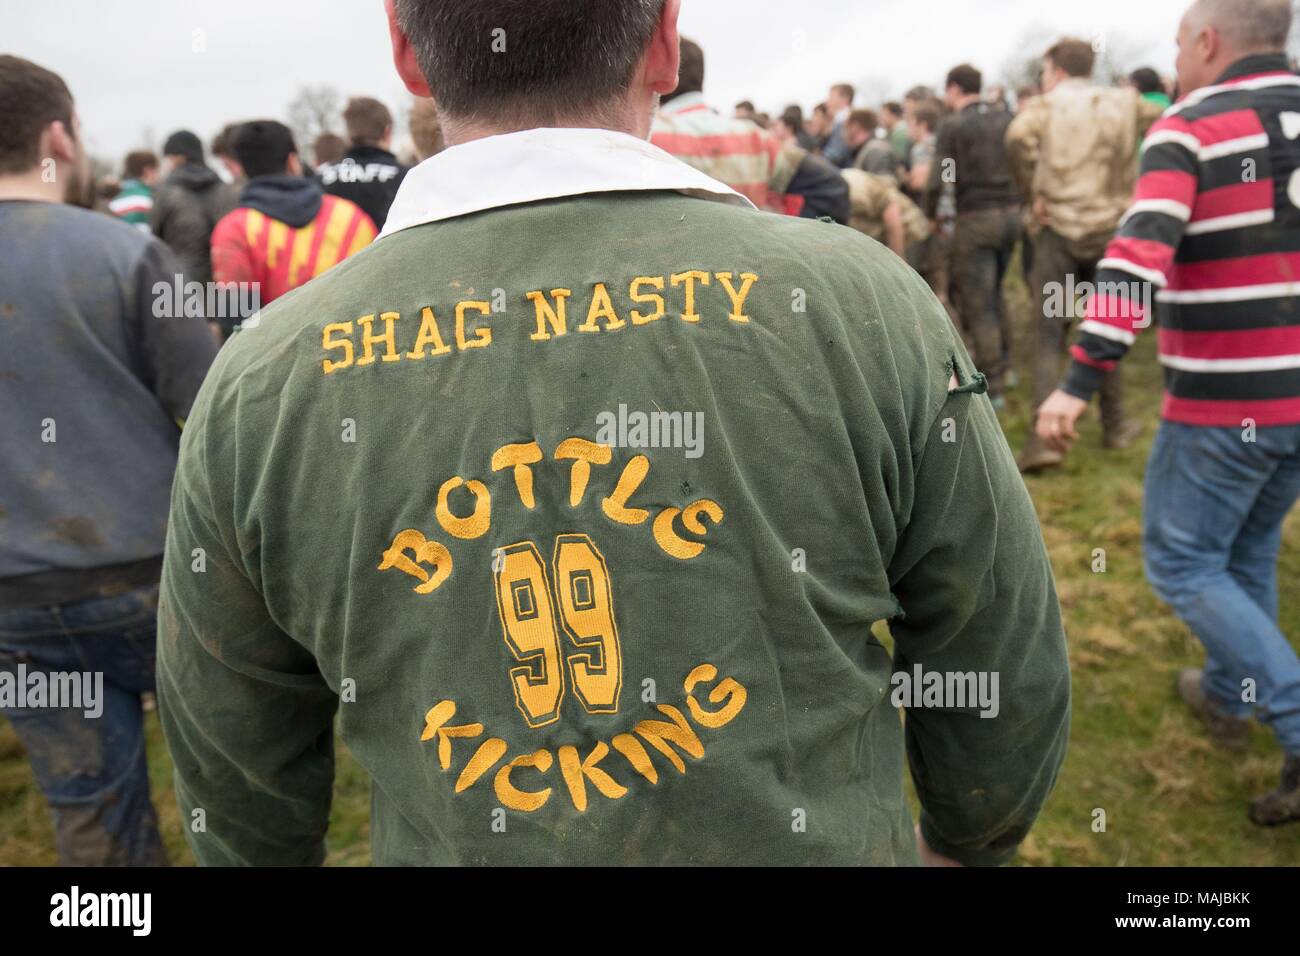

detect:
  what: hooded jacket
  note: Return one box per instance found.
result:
[150,162,238,284]
[209,174,376,322]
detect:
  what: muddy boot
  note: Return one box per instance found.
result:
[1017,433,1063,474]
[1103,418,1145,450]
[1177,668,1250,751]
[1097,366,1144,449]
[1249,754,1300,826]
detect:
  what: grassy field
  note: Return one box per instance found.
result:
[2,266,1298,866]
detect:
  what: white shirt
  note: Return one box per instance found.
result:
[378,126,754,240]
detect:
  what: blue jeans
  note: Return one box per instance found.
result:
[1143,421,1300,754]
[0,583,167,865]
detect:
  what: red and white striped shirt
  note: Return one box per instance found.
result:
[1063,54,1300,426]
[651,93,796,215]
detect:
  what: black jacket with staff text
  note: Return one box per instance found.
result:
[317,144,408,231]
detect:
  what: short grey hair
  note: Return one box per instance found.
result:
[1189,0,1294,52]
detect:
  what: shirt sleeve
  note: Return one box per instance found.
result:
[923,119,955,218]
[210,212,259,288]
[823,126,853,168]
[156,367,339,866]
[888,357,1071,866]
[129,239,219,423]
[1004,102,1043,202]
[1060,114,1199,401]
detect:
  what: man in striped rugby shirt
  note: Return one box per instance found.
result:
[1037,0,1300,825]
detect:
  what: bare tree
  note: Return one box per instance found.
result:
[998,23,1058,93]
[1000,24,1165,91]
[288,85,342,146]
[852,75,892,110]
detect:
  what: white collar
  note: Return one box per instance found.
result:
[378,126,754,239]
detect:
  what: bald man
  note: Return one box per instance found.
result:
[1037,0,1300,827]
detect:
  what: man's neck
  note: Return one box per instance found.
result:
[452,115,655,148]
[1213,47,1290,82]
[0,170,63,203]
[955,94,981,111]
[442,94,653,148]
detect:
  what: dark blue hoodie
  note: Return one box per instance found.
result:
[238,174,324,228]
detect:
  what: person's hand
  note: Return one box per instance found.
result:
[1035,389,1089,453]
[1032,196,1049,226]
[915,824,962,867]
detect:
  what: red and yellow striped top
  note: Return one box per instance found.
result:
[211,194,376,304]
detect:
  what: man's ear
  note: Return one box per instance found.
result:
[645,0,682,96]
[42,120,77,166]
[287,152,303,176]
[1200,24,1220,64]
[385,0,432,97]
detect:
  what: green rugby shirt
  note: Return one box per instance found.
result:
[157,127,1069,866]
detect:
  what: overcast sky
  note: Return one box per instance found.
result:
[6,0,1213,163]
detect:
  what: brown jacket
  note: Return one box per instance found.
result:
[1006,80,1164,243]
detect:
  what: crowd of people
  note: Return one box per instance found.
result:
[85,35,1196,477]
[79,97,447,340]
[648,39,1188,472]
[1,0,1298,867]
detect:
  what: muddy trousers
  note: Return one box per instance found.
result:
[1030,227,1127,433]
[952,206,1021,397]
[0,584,166,865]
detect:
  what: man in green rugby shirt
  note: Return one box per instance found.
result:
[157,0,1070,866]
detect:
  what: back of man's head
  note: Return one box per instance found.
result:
[232,121,298,179]
[313,131,347,166]
[211,123,243,160]
[0,55,74,175]
[344,97,393,148]
[847,108,878,135]
[393,0,667,126]
[1129,67,1164,94]
[123,150,158,181]
[408,97,444,160]
[1188,0,1293,54]
[163,130,205,165]
[912,100,941,134]
[1046,37,1097,79]
[830,83,855,106]
[671,36,705,100]
[946,64,982,95]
